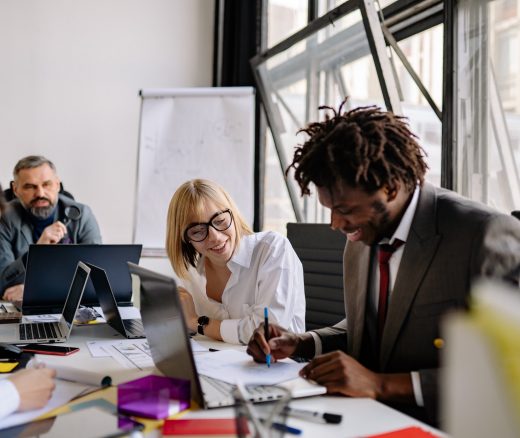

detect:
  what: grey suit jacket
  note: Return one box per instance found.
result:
[0,194,102,291]
[314,183,520,425]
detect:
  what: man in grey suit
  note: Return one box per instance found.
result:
[247,103,520,426]
[0,155,102,301]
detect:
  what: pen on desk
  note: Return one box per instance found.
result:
[271,421,302,435]
[284,407,343,424]
[264,307,271,368]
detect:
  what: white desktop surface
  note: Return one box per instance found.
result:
[4,316,444,437]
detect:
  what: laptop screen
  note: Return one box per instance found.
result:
[62,262,91,330]
[23,244,142,314]
[127,262,205,407]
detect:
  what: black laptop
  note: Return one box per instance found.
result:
[87,262,145,339]
[22,244,142,315]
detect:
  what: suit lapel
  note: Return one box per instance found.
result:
[380,183,441,369]
[345,241,371,358]
[20,222,33,246]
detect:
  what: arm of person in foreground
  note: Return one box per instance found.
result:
[0,368,56,419]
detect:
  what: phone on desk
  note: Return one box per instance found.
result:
[19,344,80,356]
[0,406,144,438]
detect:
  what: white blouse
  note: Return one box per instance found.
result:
[181,231,306,344]
[0,379,20,419]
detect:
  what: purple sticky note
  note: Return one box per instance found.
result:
[118,375,190,419]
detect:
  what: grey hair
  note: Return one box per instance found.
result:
[13,155,57,180]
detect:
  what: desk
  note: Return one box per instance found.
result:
[5,321,444,437]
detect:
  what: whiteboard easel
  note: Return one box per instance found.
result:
[133,87,255,255]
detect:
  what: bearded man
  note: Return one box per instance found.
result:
[0,155,101,301]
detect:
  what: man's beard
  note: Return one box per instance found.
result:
[28,198,56,219]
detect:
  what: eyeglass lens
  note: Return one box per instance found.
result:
[186,210,232,242]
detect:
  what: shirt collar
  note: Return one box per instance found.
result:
[195,233,255,273]
[380,185,420,245]
[228,234,254,269]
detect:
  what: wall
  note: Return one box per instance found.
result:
[0,0,214,275]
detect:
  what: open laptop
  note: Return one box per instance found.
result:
[127,262,325,409]
[0,262,90,344]
[86,263,145,339]
[23,244,142,315]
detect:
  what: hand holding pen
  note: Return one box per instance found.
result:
[246,317,301,364]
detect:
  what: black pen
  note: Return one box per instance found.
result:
[264,307,271,368]
[284,407,342,424]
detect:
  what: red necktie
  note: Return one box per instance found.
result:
[377,239,404,342]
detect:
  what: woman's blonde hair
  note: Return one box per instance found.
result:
[166,179,253,279]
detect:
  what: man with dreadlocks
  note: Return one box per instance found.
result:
[247,102,520,426]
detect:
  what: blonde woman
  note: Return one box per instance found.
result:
[166,179,305,345]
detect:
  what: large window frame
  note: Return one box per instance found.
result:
[254,0,444,223]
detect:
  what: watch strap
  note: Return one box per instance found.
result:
[197,315,209,335]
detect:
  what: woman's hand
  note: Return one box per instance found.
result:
[178,286,198,331]
[9,368,57,411]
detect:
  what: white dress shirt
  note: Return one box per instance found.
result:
[0,378,20,419]
[181,231,306,345]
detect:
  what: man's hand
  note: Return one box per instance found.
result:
[177,286,198,332]
[2,284,24,303]
[246,323,301,363]
[300,351,382,398]
[9,368,57,411]
[36,221,67,244]
[299,351,415,403]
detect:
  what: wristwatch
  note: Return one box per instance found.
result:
[197,315,209,335]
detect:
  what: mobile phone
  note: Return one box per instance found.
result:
[20,344,80,356]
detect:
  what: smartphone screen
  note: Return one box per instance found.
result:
[0,406,144,438]
[20,345,80,356]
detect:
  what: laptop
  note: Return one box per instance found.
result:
[0,262,90,344]
[86,263,145,339]
[127,263,326,409]
[23,244,142,315]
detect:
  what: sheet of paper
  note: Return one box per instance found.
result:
[102,342,154,370]
[194,350,306,385]
[86,338,149,358]
[86,338,207,359]
[0,378,91,430]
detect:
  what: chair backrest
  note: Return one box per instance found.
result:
[3,181,74,202]
[287,223,346,331]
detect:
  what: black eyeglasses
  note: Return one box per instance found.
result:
[184,209,233,242]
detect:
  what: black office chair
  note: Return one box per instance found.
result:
[512,211,520,221]
[287,223,346,330]
[3,181,74,202]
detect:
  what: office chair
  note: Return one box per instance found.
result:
[511,211,520,221]
[287,223,346,330]
[3,181,74,202]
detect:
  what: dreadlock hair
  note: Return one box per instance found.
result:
[287,100,428,196]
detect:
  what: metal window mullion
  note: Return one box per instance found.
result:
[360,0,403,114]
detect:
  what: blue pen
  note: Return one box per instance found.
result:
[264,307,271,368]
[271,422,302,435]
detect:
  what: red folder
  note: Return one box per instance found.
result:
[367,426,441,437]
[162,418,248,435]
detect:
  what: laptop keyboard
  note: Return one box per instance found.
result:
[200,375,287,407]
[122,319,145,337]
[19,322,62,340]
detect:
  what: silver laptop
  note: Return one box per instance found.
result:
[127,263,325,409]
[86,262,145,339]
[0,262,90,344]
